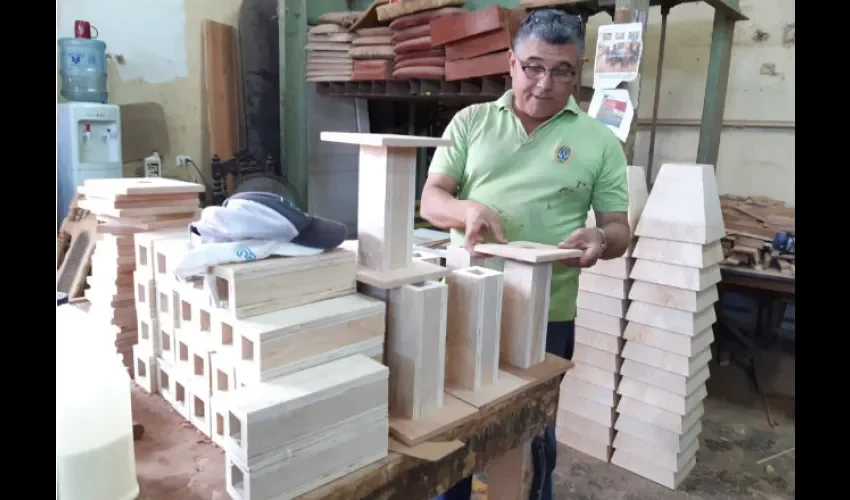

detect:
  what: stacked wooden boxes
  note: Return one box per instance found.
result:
[306,24,355,82]
[351,27,395,80]
[612,163,725,489]
[141,232,390,498]
[76,178,204,374]
[429,5,522,81]
[556,166,648,462]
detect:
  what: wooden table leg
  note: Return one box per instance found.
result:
[486,440,533,500]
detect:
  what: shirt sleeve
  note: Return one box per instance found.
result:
[427,106,473,184]
[591,133,630,213]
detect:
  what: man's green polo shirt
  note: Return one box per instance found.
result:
[428,90,629,322]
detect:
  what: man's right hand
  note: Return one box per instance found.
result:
[463,201,507,254]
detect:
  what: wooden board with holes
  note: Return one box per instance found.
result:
[474,242,582,264]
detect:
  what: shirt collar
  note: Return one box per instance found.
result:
[495,90,581,116]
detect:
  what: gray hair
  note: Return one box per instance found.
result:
[513,8,586,57]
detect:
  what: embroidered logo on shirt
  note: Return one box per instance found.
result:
[555,145,573,165]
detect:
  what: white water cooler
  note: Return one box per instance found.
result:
[57,102,122,226]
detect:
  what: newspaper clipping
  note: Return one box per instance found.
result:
[588,89,634,142]
[593,23,644,90]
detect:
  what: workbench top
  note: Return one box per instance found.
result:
[131,355,569,500]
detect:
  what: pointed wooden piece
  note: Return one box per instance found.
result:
[635,163,725,244]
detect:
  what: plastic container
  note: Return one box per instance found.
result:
[58,38,108,103]
[56,305,139,500]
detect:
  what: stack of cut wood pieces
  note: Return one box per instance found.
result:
[430,4,524,81]
[719,195,795,276]
[556,163,726,491]
[388,7,465,80]
[556,166,648,463]
[76,178,204,374]
[321,132,572,459]
[352,26,395,80]
[306,24,356,82]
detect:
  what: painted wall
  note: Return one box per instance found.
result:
[581,0,795,205]
[57,0,243,180]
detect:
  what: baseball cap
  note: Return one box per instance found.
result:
[226,192,348,249]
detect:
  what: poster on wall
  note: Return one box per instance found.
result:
[588,89,634,142]
[593,23,644,89]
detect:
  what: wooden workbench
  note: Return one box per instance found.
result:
[133,355,570,500]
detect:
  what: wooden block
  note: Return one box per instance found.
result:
[556,409,615,445]
[623,323,714,357]
[620,359,710,397]
[557,427,612,462]
[230,293,386,384]
[133,344,157,393]
[355,259,451,289]
[577,290,628,318]
[387,281,448,419]
[625,165,650,234]
[558,393,616,427]
[578,272,630,299]
[136,315,159,351]
[474,241,582,263]
[173,375,192,419]
[190,389,213,437]
[429,5,509,46]
[158,323,176,362]
[211,349,237,398]
[133,231,187,278]
[445,50,509,80]
[621,341,712,377]
[152,238,191,284]
[155,285,180,331]
[445,266,503,390]
[613,427,700,471]
[617,377,708,415]
[225,354,388,467]
[445,245,487,270]
[560,373,618,408]
[174,329,192,375]
[499,260,551,369]
[133,270,157,311]
[225,411,388,500]
[628,281,719,313]
[611,449,696,490]
[574,326,623,355]
[212,250,357,319]
[630,260,722,292]
[634,163,726,244]
[626,301,716,336]
[574,308,626,337]
[156,356,175,403]
[189,340,214,396]
[616,415,703,453]
[210,396,229,448]
[572,343,621,373]
[633,238,724,268]
[617,397,705,435]
[412,249,442,265]
[568,361,619,390]
[583,257,633,280]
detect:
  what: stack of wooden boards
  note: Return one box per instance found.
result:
[719,195,795,275]
[131,230,389,499]
[76,178,204,373]
[322,132,574,448]
[430,5,523,81]
[306,24,355,82]
[389,7,465,80]
[556,165,648,462]
[352,26,395,80]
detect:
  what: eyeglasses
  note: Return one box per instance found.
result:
[520,62,577,83]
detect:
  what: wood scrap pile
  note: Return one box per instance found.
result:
[306,24,355,82]
[76,178,204,374]
[351,26,395,80]
[388,8,464,80]
[719,195,795,276]
[430,5,523,81]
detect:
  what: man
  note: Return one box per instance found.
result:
[421,8,631,500]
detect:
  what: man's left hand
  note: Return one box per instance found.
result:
[557,228,604,268]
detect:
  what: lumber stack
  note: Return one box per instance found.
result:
[612,163,725,489]
[388,8,466,80]
[556,166,648,462]
[351,26,394,80]
[306,24,355,82]
[135,221,388,498]
[429,5,520,81]
[76,178,203,374]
